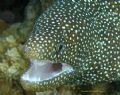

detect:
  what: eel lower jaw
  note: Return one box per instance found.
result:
[20,59,74,91]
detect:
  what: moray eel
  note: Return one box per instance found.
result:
[20,0,120,91]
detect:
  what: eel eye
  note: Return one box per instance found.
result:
[56,43,64,54]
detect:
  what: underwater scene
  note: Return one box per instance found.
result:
[0,0,120,95]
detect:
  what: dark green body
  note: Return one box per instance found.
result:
[21,0,120,91]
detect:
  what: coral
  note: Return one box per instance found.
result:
[0,0,41,94]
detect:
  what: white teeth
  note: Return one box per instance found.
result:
[30,59,51,66]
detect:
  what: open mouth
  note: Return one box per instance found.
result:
[20,59,74,91]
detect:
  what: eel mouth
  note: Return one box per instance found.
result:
[20,59,74,91]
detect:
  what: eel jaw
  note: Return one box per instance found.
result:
[20,59,74,91]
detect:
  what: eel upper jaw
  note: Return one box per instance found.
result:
[21,59,74,83]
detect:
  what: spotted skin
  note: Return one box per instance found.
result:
[21,0,120,91]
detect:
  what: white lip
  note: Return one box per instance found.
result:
[21,59,73,82]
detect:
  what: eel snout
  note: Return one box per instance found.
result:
[21,59,73,82]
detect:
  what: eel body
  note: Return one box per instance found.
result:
[21,0,120,91]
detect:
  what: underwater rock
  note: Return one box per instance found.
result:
[24,0,41,21]
[0,0,43,95]
[0,0,42,83]
[40,0,56,12]
[0,0,29,23]
[0,19,9,33]
[0,11,15,23]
